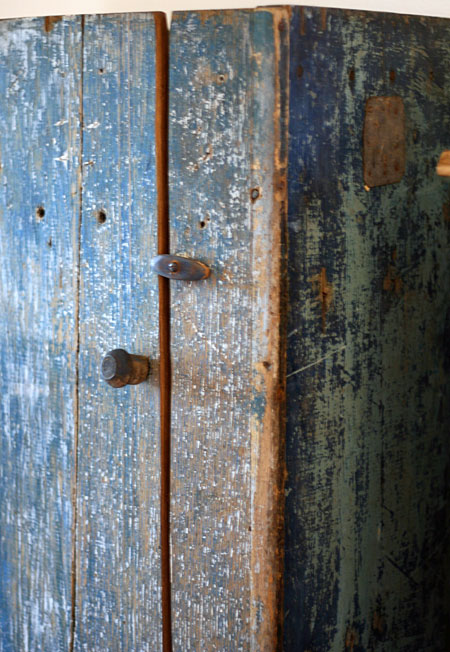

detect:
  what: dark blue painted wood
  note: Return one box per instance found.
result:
[0,16,81,651]
[285,7,450,651]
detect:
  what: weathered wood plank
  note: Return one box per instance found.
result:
[0,16,81,651]
[74,14,161,651]
[285,8,450,650]
[169,9,288,651]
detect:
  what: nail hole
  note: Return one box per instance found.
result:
[98,67,104,74]
[297,64,304,78]
[47,237,52,247]
[250,188,260,202]
[96,209,107,224]
[389,69,396,83]
[349,69,355,82]
[216,73,226,84]
[199,220,206,229]
[36,206,45,220]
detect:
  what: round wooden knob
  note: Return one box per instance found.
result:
[101,349,150,388]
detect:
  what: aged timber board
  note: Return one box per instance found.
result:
[0,13,162,652]
[0,17,81,651]
[169,9,288,652]
[285,7,450,651]
[74,14,161,652]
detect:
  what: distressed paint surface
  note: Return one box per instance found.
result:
[74,14,161,651]
[169,10,287,651]
[0,17,81,651]
[285,7,450,651]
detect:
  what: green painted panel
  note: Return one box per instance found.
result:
[285,7,450,651]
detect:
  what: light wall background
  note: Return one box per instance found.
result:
[1,0,450,21]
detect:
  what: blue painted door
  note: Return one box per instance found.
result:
[0,14,162,651]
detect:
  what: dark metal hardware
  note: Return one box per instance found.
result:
[101,349,150,388]
[151,254,210,281]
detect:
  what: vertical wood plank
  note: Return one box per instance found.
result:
[0,16,81,651]
[75,14,161,651]
[169,9,288,651]
[285,8,450,650]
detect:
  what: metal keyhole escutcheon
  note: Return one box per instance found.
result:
[101,349,150,388]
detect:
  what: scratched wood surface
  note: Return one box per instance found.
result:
[74,14,161,651]
[0,16,81,651]
[169,9,288,651]
[284,7,450,651]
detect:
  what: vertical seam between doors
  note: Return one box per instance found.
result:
[69,13,84,652]
[155,13,172,652]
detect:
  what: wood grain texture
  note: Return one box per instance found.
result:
[284,8,450,651]
[74,14,161,651]
[169,9,288,651]
[0,16,81,651]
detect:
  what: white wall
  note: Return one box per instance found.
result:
[1,0,450,21]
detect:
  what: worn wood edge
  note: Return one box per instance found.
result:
[154,11,172,652]
[437,150,450,177]
[250,7,290,651]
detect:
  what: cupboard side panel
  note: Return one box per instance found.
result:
[285,7,450,651]
[75,14,161,652]
[0,17,81,652]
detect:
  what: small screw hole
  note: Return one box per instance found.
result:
[199,220,206,229]
[96,209,107,224]
[47,237,52,247]
[36,206,45,220]
[250,188,260,202]
[98,68,104,74]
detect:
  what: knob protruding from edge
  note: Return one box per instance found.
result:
[101,349,150,388]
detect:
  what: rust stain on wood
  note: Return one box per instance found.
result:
[383,265,403,294]
[310,267,333,333]
[345,626,359,651]
[363,96,406,187]
[372,610,385,634]
[300,7,306,35]
[44,16,62,32]
[443,201,450,222]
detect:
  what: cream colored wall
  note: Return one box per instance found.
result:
[1,0,450,20]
